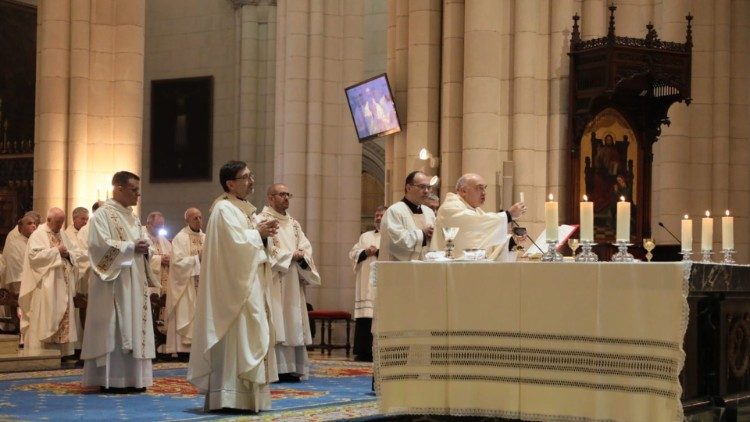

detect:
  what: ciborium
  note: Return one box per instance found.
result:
[442,227,459,259]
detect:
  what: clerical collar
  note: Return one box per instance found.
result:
[401,197,423,214]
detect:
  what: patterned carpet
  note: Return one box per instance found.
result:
[0,360,379,421]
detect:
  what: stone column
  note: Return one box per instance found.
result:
[34,0,145,217]
[438,0,463,198]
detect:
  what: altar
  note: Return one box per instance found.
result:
[373,262,688,421]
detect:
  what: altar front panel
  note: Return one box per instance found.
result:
[374,262,688,421]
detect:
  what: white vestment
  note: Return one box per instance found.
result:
[165,226,203,354]
[66,225,89,349]
[19,223,81,356]
[2,227,27,293]
[349,230,380,319]
[147,233,172,294]
[379,201,436,261]
[81,199,157,389]
[257,206,320,379]
[188,195,273,412]
[431,192,513,261]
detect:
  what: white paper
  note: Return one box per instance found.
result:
[523,224,578,257]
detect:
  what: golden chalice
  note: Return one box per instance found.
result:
[643,238,656,262]
[567,238,580,257]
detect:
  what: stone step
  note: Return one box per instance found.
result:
[0,334,18,354]
[0,349,60,372]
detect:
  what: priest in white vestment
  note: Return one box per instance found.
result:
[19,208,82,356]
[257,183,321,382]
[164,208,204,356]
[188,161,279,412]
[81,171,157,392]
[146,211,172,294]
[65,206,89,350]
[2,213,39,293]
[379,171,436,261]
[1,213,39,335]
[348,206,385,362]
[431,173,526,260]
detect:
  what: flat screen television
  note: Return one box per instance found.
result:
[345,73,402,142]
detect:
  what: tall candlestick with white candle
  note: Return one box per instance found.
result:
[701,211,713,251]
[722,210,734,250]
[545,194,558,241]
[580,195,593,241]
[616,196,630,242]
[681,214,693,251]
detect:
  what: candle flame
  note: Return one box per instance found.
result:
[548,193,553,201]
[583,194,588,201]
[726,210,730,216]
[705,210,710,217]
[684,214,689,219]
[620,196,625,202]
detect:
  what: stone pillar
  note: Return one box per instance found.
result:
[385,0,409,203]
[438,0,463,199]
[273,0,363,309]
[34,0,145,218]
[580,0,607,40]
[729,0,750,262]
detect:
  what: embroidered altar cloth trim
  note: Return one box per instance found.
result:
[373,262,688,422]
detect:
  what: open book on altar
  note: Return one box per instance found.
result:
[523,224,578,258]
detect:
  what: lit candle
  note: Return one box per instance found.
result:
[616,196,630,242]
[681,214,692,251]
[580,195,593,241]
[545,193,559,241]
[722,210,734,250]
[701,210,713,251]
[97,187,101,201]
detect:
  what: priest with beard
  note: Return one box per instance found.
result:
[188,161,279,412]
[257,183,321,383]
[431,173,526,260]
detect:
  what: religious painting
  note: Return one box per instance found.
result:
[150,76,213,182]
[578,108,638,242]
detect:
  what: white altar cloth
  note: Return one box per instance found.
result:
[373,262,688,421]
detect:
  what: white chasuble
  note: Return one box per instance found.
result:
[349,230,380,319]
[81,199,156,389]
[19,223,81,356]
[164,226,204,353]
[2,227,28,292]
[147,234,172,294]
[379,201,435,262]
[257,206,320,378]
[431,192,512,261]
[188,195,273,411]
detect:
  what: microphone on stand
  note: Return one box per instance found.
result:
[512,221,544,252]
[658,221,681,244]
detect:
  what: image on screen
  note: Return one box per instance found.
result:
[345,73,402,142]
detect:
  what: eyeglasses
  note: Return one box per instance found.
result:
[410,184,431,191]
[474,184,488,192]
[272,192,293,198]
[232,172,255,181]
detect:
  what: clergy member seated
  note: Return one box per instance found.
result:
[431,173,525,261]
[19,208,82,357]
[379,171,436,261]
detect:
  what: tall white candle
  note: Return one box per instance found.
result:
[519,192,525,203]
[545,194,558,241]
[616,196,630,242]
[701,211,713,251]
[580,195,593,241]
[722,210,734,250]
[681,214,692,251]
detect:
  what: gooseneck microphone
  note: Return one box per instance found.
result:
[512,221,544,252]
[658,221,681,244]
